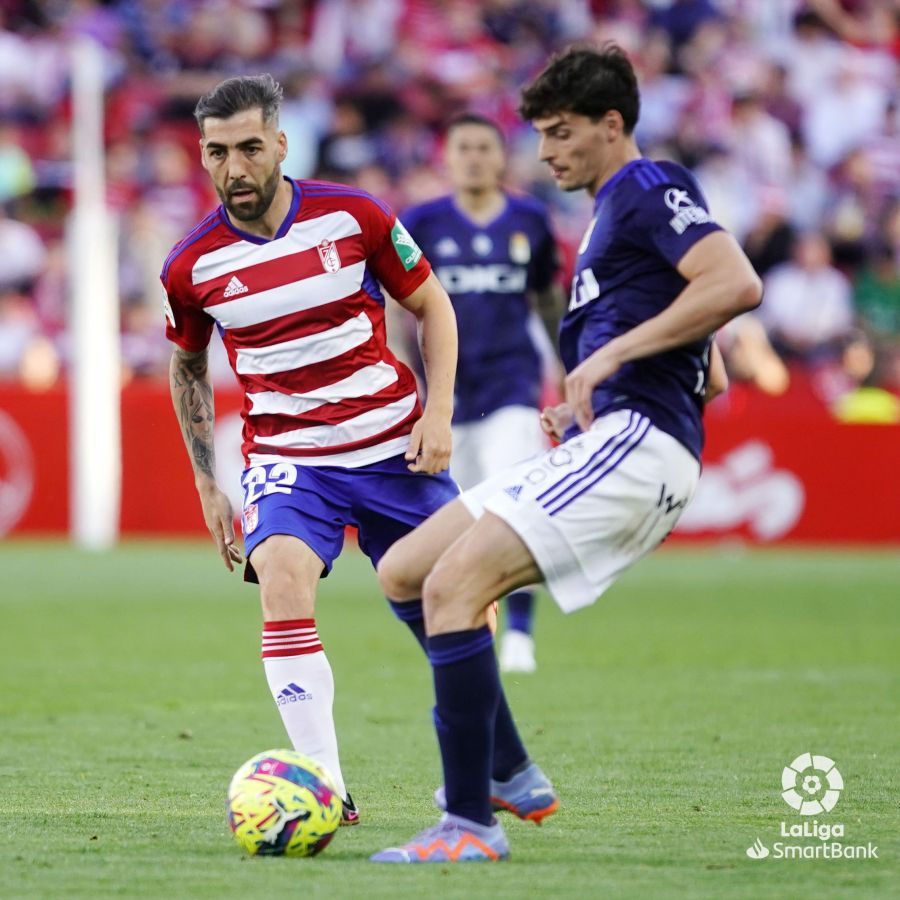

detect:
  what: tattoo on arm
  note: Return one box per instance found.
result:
[170,347,216,478]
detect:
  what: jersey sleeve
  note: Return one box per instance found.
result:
[161,261,214,352]
[528,209,560,293]
[360,198,432,300]
[627,174,723,269]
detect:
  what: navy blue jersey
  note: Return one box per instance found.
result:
[403,193,558,422]
[561,158,722,458]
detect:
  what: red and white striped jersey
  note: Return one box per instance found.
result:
[162,179,430,468]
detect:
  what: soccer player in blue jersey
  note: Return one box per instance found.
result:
[402,114,564,673]
[372,44,761,863]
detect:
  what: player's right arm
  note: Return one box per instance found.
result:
[169,345,243,572]
[162,259,242,572]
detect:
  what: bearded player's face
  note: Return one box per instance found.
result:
[200,108,286,222]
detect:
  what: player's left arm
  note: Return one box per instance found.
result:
[566,231,761,430]
[361,198,456,472]
[394,271,458,474]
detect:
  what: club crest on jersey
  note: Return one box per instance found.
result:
[664,188,711,234]
[509,232,531,264]
[317,239,342,273]
[243,503,258,534]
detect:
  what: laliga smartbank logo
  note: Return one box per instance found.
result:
[744,753,878,861]
[781,752,842,814]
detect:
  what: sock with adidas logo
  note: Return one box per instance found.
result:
[261,619,348,800]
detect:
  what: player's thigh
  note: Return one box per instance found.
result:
[475,405,547,475]
[376,497,476,601]
[423,511,542,635]
[240,463,349,618]
[249,535,327,620]
[470,410,700,615]
[347,454,460,595]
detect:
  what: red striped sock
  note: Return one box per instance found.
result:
[261,619,324,659]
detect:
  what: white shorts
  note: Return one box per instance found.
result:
[460,409,700,613]
[451,405,548,490]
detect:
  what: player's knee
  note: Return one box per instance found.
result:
[421,567,451,619]
[422,563,477,633]
[376,544,420,602]
[258,569,315,620]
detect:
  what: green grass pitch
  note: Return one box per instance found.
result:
[0,542,897,898]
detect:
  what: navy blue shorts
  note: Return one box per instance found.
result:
[239,454,459,583]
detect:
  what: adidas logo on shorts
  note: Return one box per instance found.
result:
[504,484,523,501]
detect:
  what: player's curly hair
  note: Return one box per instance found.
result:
[194,74,283,133]
[519,44,640,133]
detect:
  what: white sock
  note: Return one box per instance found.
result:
[261,619,347,800]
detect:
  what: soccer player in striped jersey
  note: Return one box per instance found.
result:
[163,75,532,827]
[373,45,761,862]
[403,114,564,674]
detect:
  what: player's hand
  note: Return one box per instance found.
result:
[197,480,244,572]
[539,403,575,441]
[565,345,624,432]
[405,407,452,474]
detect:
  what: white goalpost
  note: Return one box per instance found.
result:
[68,37,121,549]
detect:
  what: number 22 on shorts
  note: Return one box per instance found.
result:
[242,463,298,506]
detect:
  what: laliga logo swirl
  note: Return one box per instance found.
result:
[782,753,843,815]
[0,409,35,537]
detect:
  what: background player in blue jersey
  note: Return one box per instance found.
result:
[402,113,564,674]
[372,44,761,863]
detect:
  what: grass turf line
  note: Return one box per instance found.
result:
[0,542,897,898]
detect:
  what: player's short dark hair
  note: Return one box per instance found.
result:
[519,44,640,134]
[445,113,506,146]
[194,74,283,133]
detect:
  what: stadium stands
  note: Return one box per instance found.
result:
[0,0,897,406]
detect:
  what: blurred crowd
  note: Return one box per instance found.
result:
[0,0,898,419]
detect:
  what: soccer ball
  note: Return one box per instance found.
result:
[226,749,342,857]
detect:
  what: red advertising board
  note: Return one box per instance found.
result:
[1,382,898,543]
[674,387,899,543]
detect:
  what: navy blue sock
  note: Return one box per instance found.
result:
[506,590,534,635]
[428,627,499,825]
[389,599,427,650]
[390,600,528,782]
